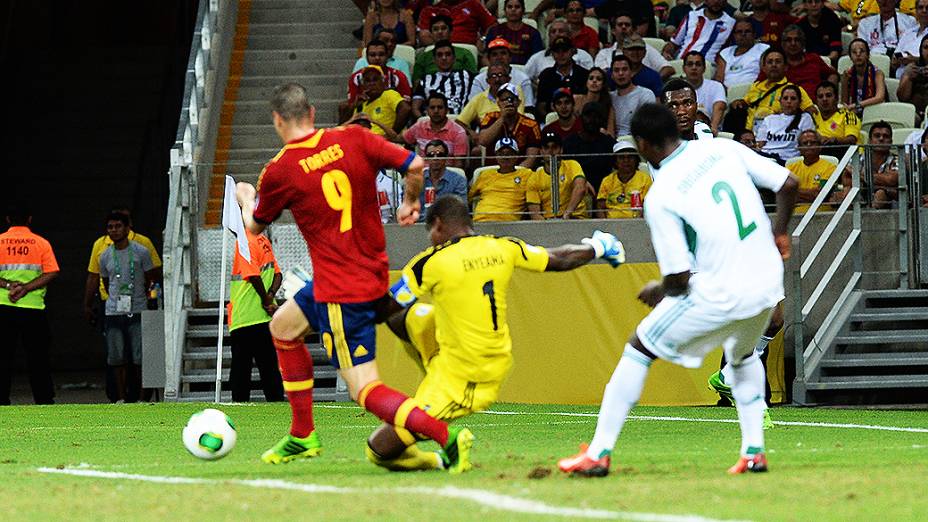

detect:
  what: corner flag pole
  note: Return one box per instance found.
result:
[215,227,228,403]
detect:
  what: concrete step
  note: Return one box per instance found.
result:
[834,330,928,345]
[244,33,360,50]
[249,7,359,23]
[237,74,348,89]
[251,0,360,8]
[246,21,359,36]
[236,81,347,102]
[863,289,928,299]
[227,147,282,161]
[232,99,341,125]
[243,48,359,63]
[242,58,357,76]
[805,374,928,390]
[851,307,928,322]
[819,353,928,367]
[230,132,282,150]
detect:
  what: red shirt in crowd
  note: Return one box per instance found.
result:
[418,0,496,44]
[347,66,411,104]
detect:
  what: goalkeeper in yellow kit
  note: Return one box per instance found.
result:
[365,195,625,472]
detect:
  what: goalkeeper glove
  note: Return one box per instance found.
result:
[582,230,626,268]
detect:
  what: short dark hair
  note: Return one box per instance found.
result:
[366,39,388,53]
[761,47,785,64]
[271,82,311,121]
[426,195,472,228]
[815,80,838,95]
[868,120,892,138]
[630,103,680,149]
[662,78,696,98]
[432,39,455,55]
[682,50,705,65]
[5,202,30,226]
[105,211,130,227]
[424,139,449,155]
[373,27,396,41]
[611,54,631,68]
[430,14,453,30]
[426,91,449,107]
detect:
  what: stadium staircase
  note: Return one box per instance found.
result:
[164,0,359,402]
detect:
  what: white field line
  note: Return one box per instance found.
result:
[36,467,749,522]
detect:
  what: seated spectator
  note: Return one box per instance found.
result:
[756,85,816,162]
[363,0,416,46]
[797,0,843,64]
[778,24,839,97]
[341,39,412,123]
[841,38,887,116]
[564,0,601,55]
[524,19,596,80]
[478,83,542,168]
[714,20,769,88]
[738,128,785,161]
[420,140,469,210]
[623,35,663,97]
[544,87,585,140]
[730,48,814,132]
[351,66,412,140]
[897,34,928,125]
[789,129,837,212]
[412,15,479,85]
[484,0,544,65]
[682,51,726,132]
[596,139,652,218]
[834,0,917,27]
[573,67,616,136]
[536,37,590,116]
[747,0,797,46]
[609,55,656,136]
[857,0,917,57]
[418,0,497,45]
[564,102,616,190]
[595,14,674,79]
[893,0,928,77]
[469,137,535,221]
[527,131,590,219]
[813,80,861,148]
[404,92,469,165]
[353,28,412,80]
[663,0,736,40]
[412,40,475,117]
[458,64,525,135]
[468,38,535,110]
[593,0,658,37]
[662,0,735,63]
[868,121,900,208]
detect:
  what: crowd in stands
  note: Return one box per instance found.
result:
[347,0,928,220]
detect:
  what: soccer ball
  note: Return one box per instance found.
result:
[182,408,237,460]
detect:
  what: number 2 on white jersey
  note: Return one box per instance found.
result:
[711,181,756,240]
[321,169,352,232]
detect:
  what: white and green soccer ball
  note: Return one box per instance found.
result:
[182,408,237,460]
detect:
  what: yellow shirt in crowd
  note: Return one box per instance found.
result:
[356,89,404,136]
[788,157,836,213]
[597,169,653,219]
[469,166,534,222]
[526,159,588,218]
[814,108,861,143]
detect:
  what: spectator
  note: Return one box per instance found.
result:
[596,139,652,218]
[663,0,736,40]
[421,140,469,208]
[835,0,917,27]
[351,65,412,140]
[682,51,727,132]
[412,40,475,117]
[458,63,525,133]
[714,20,769,88]
[896,34,928,125]
[789,129,837,212]
[813,80,861,148]
[730,48,814,132]
[352,28,412,80]
[469,137,535,221]
[894,0,928,77]
[341,39,412,123]
[468,38,536,110]
[0,203,57,405]
[363,0,416,46]
[857,0,917,57]
[573,67,616,136]
[868,121,900,207]
[524,19,596,80]
[777,25,840,97]
[478,83,542,168]
[418,0,497,45]
[564,0,601,55]
[609,55,656,136]
[747,0,797,46]
[738,128,785,161]
[536,37,591,116]
[797,0,843,64]
[98,212,158,403]
[412,15,479,85]
[227,229,285,403]
[484,0,545,65]
[593,0,658,37]
[756,84,816,162]
[623,35,663,97]
[841,38,887,116]
[404,92,469,165]
[564,102,617,190]
[527,131,590,219]
[544,87,585,140]
[595,14,674,79]
[663,0,736,63]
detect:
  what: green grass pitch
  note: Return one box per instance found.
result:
[1,402,926,521]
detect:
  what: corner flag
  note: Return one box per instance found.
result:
[221,175,251,262]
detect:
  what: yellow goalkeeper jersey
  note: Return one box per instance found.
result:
[399,235,549,382]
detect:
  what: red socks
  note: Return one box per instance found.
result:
[273,337,315,438]
[358,380,449,446]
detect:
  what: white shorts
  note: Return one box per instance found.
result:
[636,294,773,369]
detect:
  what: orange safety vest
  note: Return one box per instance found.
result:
[0,226,59,310]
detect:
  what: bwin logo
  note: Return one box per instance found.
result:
[764,130,797,141]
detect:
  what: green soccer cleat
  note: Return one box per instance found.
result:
[708,370,734,403]
[441,426,475,474]
[763,408,774,430]
[261,431,322,464]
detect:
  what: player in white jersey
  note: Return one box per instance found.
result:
[558,104,798,477]
[661,78,714,141]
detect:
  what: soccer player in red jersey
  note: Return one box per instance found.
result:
[235,83,474,471]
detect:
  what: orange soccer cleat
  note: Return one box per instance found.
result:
[728,452,768,474]
[557,444,611,477]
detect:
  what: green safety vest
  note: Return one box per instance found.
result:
[228,261,276,332]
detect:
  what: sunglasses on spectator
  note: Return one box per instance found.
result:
[425,151,445,157]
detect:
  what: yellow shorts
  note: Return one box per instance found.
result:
[404,303,439,370]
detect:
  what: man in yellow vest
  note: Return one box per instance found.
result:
[0,204,59,405]
[227,229,284,402]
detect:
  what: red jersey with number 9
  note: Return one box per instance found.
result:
[253,126,415,303]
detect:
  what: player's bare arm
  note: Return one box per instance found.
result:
[638,271,690,307]
[235,182,267,235]
[771,174,799,260]
[396,156,426,225]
